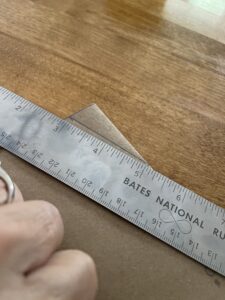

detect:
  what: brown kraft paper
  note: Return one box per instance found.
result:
[0,104,224,300]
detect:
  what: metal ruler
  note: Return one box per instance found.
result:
[0,86,225,276]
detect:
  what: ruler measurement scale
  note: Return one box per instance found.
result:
[0,87,225,276]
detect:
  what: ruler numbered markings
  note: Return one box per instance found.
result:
[0,86,225,276]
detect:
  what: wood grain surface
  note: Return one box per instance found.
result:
[0,0,224,207]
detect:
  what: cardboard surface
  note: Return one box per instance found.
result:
[0,105,225,300]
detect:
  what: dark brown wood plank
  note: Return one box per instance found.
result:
[0,0,224,209]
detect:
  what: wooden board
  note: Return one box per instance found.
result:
[0,0,224,206]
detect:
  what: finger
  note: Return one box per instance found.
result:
[0,180,24,203]
[0,200,64,273]
[27,250,98,300]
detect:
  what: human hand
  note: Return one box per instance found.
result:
[0,179,97,300]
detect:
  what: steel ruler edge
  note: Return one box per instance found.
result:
[0,86,225,276]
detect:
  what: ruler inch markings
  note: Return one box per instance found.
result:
[0,87,225,277]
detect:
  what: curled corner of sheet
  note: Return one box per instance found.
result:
[66,104,145,161]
